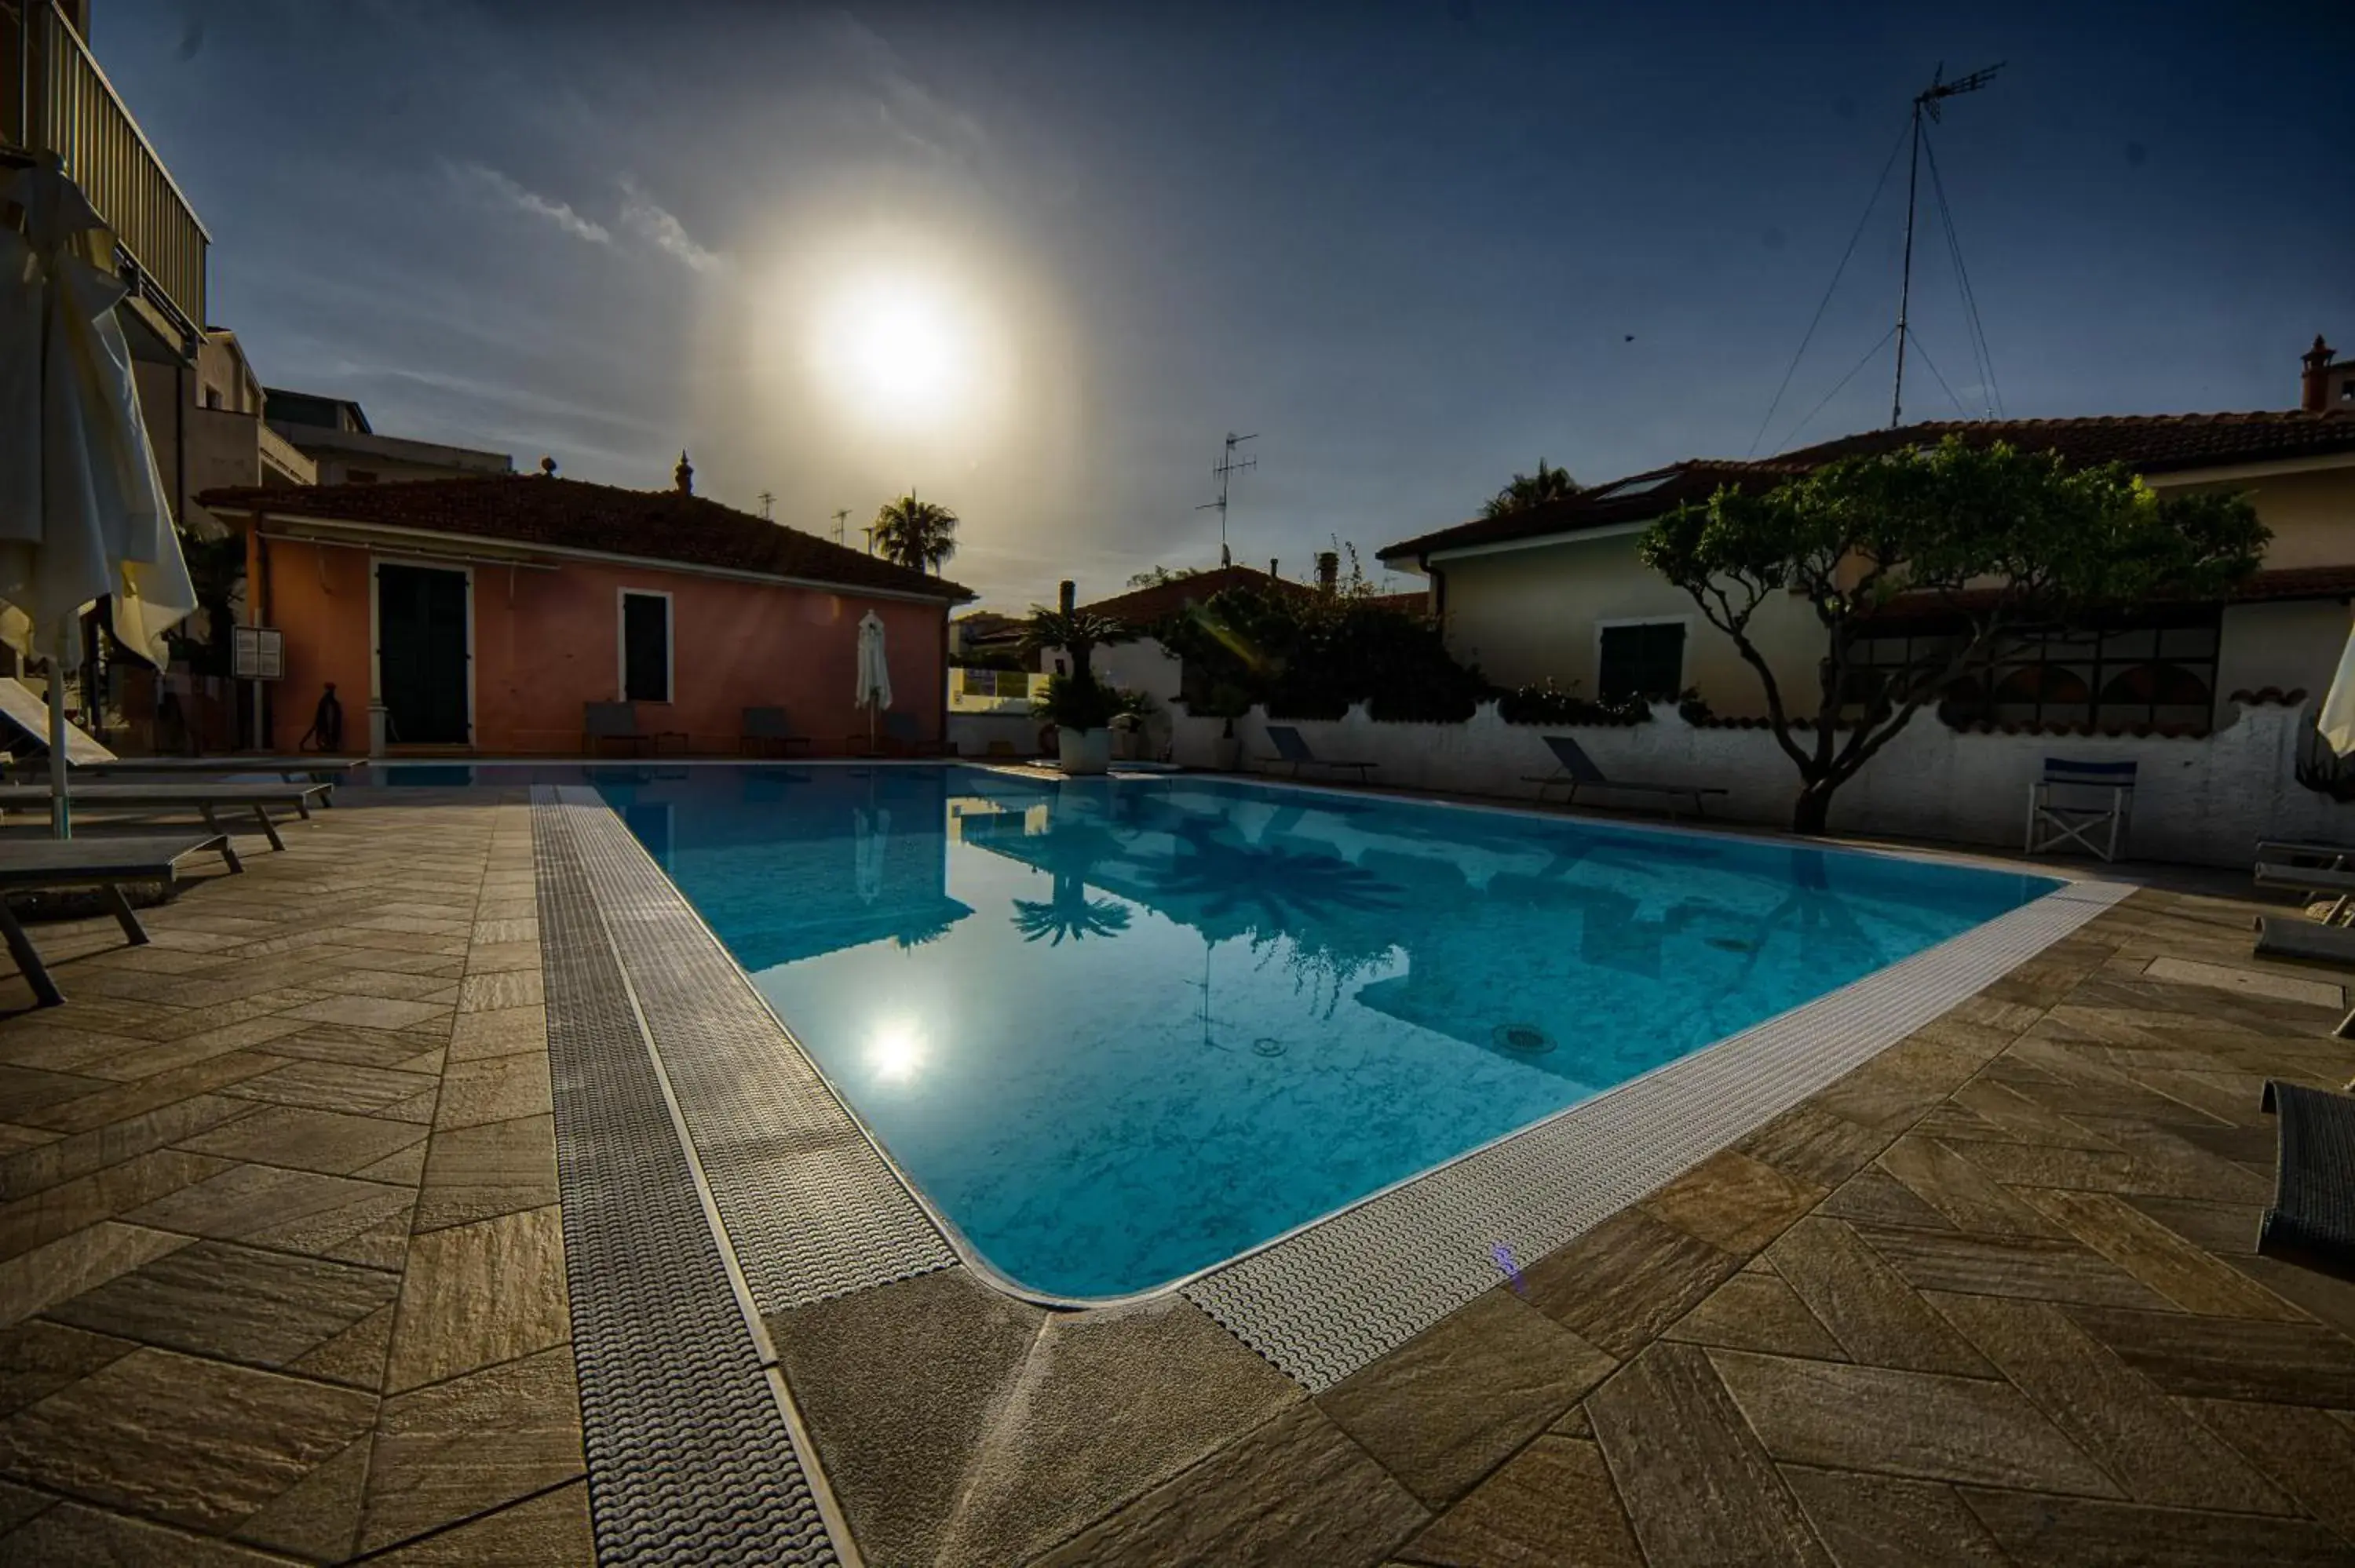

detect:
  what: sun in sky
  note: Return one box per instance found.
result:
[812,269,987,433]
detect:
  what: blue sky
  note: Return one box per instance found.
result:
[99,1,2354,607]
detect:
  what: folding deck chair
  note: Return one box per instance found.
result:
[2025,757,2136,862]
[1523,734,1726,819]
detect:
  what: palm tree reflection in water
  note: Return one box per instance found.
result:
[1010,873,1133,946]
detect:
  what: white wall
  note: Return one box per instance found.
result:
[947,713,1047,757]
[1168,696,2352,867]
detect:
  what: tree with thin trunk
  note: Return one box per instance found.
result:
[1481,458,1579,519]
[871,493,960,574]
[1637,436,2266,834]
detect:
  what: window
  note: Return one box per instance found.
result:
[1597,622,1685,701]
[621,591,672,703]
[203,385,221,410]
[1586,472,1674,500]
[347,469,378,484]
[1851,607,2221,734]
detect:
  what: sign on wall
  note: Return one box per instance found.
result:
[231,626,285,680]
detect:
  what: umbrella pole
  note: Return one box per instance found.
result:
[47,624,70,841]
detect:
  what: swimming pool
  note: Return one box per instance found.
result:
[438,764,2049,1301]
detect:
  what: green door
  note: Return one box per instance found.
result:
[376,564,469,744]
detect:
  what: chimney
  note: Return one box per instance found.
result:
[674,449,694,494]
[1316,551,1338,595]
[1057,579,1075,614]
[539,456,557,477]
[2302,335,2336,413]
[1269,558,1279,578]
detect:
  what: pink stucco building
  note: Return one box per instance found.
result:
[199,469,971,756]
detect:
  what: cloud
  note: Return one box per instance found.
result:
[824,13,990,170]
[618,177,721,273]
[450,159,610,245]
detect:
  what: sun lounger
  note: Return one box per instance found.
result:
[2256,862,2355,896]
[2258,1080,2355,1271]
[1257,725,1376,781]
[1524,734,1726,818]
[9,756,364,806]
[0,678,110,764]
[0,833,236,1007]
[0,782,332,852]
[584,702,686,758]
[739,707,812,757]
[2255,915,2355,966]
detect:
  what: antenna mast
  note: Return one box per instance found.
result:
[831,509,850,545]
[757,490,775,521]
[1892,60,2001,428]
[1194,432,1258,567]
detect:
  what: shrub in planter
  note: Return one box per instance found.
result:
[1496,679,1650,727]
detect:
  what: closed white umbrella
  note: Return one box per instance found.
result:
[854,610,891,752]
[0,156,198,836]
[2320,620,2355,757]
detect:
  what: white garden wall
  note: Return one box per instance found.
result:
[1167,697,2351,867]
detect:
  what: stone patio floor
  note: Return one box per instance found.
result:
[0,789,2350,1564]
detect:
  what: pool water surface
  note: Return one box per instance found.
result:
[389,764,2054,1298]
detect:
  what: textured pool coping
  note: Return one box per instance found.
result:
[537,778,2132,1407]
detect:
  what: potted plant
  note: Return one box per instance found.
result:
[1036,672,1120,775]
[1197,680,1252,770]
[1021,605,1137,778]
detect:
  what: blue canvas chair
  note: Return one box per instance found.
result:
[2025,757,2136,862]
[1256,725,1375,781]
[1524,735,1726,819]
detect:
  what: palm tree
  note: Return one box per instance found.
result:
[1480,459,1580,519]
[871,493,960,574]
[1020,607,1135,684]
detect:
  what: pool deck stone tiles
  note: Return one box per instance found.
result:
[0,783,2350,1563]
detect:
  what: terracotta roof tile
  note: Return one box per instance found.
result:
[1380,410,2355,564]
[1072,566,1313,625]
[198,476,973,601]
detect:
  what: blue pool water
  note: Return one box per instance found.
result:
[381,763,2055,1299]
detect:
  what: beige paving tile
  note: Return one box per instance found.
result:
[1398,1435,1641,1568]
[1585,1341,1829,1568]
[221,1059,440,1121]
[0,1499,301,1565]
[1640,1149,1827,1257]
[0,1346,374,1534]
[469,918,539,946]
[1875,1137,2068,1239]
[175,1105,429,1178]
[279,996,451,1034]
[17,1051,293,1136]
[356,1345,584,1553]
[232,1432,370,1562]
[0,1319,137,1420]
[1663,1269,1845,1362]
[414,1114,557,1232]
[446,1007,546,1063]
[1031,1404,1426,1568]
[1780,1465,2009,1566]
[122,1162,414,1260]
[456,971,542,1014]
[1958,1486,2351,1566]
[2014,1186,2302,1318]
[0,1223,188,1330]
[1763,1219,1992,1377]
[1925,1291,2291,1512]
[1708,1347,2120,1497]
[462,941,541,975]
[1522,1209,1740,1359]
[433,1053,550,1132]
[363,1479,592,1565]
[1318,1289,1615,1510]
[382,1205,568,1394]
[46,1238,400,1370]
[0,1148,229,1264]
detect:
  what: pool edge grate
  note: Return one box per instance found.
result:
[1181,878,2134,1392]
[535,788,845,1566]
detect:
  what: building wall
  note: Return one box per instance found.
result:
[2153,466,2355,570]
[1433,464,2355,721]
[1435,533,1827,714]
[253,534,949,753]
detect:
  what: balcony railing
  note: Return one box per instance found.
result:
[3,0,209,350]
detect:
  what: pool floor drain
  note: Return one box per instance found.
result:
[1707,935,1758,953]
[1492,1023,1554,1055]
[1252,1037,1287,1058]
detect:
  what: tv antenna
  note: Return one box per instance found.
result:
[1892,60,2002,427]
[1194,432,1258,567]
[757,490,775,521]
[831,508,850,545]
